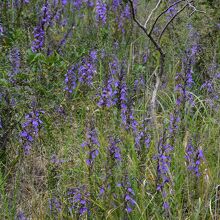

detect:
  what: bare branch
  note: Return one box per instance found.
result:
[187,1,206,16]
[144,0,162,29]
[128,0,164,57]
[149,0,185,36]
[158,1,192,42]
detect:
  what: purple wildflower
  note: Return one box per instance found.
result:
[185,142,204,177]
[124,182,136,213]
[117,180,136,213]
[19,110,44,155]
[166,3,177,20]
[87,0,94,7]
[201,80,214,93]
[17,211,28,220]
[90,50,97,62]
[97,59,119,107]
[49,197,62,214]
[67,186,90,216]
[31,3,51,52]
[97,75,117,107]
[108,136,121,161]
[82,122,100,167]
[72,0,83,10]
[31,25,45,52]
[64,64,78,93]
[96,0,107,24]
[78,54,97,86]
[174,25,200,108]
[123,4,130,18]
[156,143,173,192]
[155,132,174,212]
[135,118,151,155]
[62,0,67,6]
[168,112,180,135]
[112,0,121,11]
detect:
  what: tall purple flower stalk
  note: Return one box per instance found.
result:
[185,141,204,177]
[116,3,131,33]
[19,110,44,155]
[118,180,136,213]
[134,118,151,155]
[200,68,220,110]
[96,0,107,24]
[108,136,121,162]
[49,197,62,216]
[175,25,200,108]
[155,134,173,212]
[32,3,51,52]
[78,52,97,86]
[81,122,100,167]
[99,136,121,197]
[64,50,97,94]
[98,58,119,107]
[64,64,78,93]
[168,112,180,136]
[32,25,45,52]
[67,186,90,216]
[175,70,194,108]
[124,184,136,213]
[156,144,173,192]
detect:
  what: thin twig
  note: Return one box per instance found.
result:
[144,0,162,28]
[128,0,164,57]
[149,0,185,36]
[158,1,192,42]
[187,1,206,16]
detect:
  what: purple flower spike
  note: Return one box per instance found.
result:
[96,0,107,24]
[31,3,51,52]
[64,64,78,93]
[67,186,89,216]
[82,121,100,167]
[185,141,205,177]
[20,110,44,155]
[108,136,121,161]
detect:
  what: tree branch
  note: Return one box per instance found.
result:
[158,1,192,42]
[128,0,164,57]
[149,0,185,36]
[144,0,162,29]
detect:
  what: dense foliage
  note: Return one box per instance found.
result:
[0,0,220,219]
